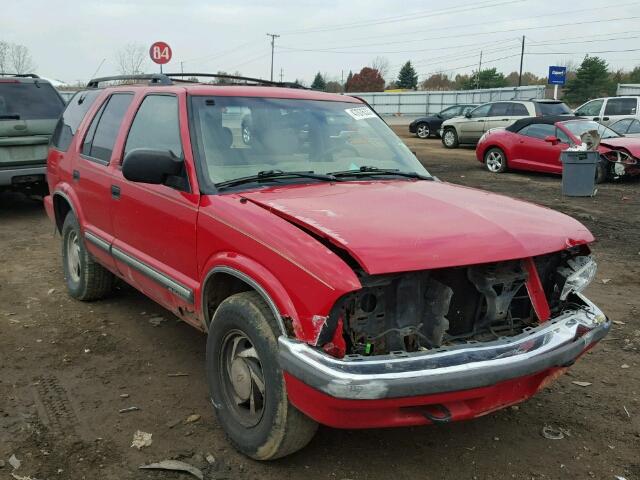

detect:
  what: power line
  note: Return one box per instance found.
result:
[527,34,640,47]
[280,0,523,35]
[526,48,640,55]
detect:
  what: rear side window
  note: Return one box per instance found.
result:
[510,103,529,116]
[604,98,637,116]
[628,119,640,134]
[0,81,64,120]
[124,95,182,157]
[611,118,633,134]
[488,103,510,116]
[535,102,572,115]
[556,128,571,144]
[82,93,133,163]
[51,90,101,151]
[519,123,555,139]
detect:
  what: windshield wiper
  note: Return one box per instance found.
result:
[215,169,338,190]
[328,166,433,180]
[0,114,20,120]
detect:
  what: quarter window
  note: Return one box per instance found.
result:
[82,93,133,163]
[628,119,640,134]
[124,95,182,157]
[611,118,633,134]
[604,97,637,116]
[556,128,571,144]
[510,103,529,116]
[51,90,101,152]
[488,103,510,117]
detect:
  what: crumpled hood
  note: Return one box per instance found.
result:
[599,137,640,157]
[241,180,593,275]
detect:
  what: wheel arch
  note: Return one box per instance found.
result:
[52,190,79,234]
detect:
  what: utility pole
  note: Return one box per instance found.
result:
[476,50,483,89]
[267,33,280,81]
[180,61,184,74]
[279,68,284,82]
[518,35,525,87]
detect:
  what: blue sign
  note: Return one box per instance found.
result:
[548,66,567,85]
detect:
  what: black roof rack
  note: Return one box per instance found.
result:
[0,73,40,78]
[86,72,309,90]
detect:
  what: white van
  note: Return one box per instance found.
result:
[574,96,639,126]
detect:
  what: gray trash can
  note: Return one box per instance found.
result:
[561,150,599,197]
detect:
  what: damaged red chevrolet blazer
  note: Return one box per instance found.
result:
[45,74,610,460]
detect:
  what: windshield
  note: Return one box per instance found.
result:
[189,96,430,189]
[0,82,64,120]
[562,120,621,140]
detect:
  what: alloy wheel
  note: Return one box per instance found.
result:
[66,230,81,283]
[417,124,430,138]
[443,130,456,147]
[486,150,504,172]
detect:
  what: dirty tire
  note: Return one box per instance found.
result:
[61,212,114,301]
[206,291,318,460]
[595,161,609,184]
[484,147,508,173]
[442,128,459,148]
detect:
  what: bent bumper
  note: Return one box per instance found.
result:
[279,294,609,402]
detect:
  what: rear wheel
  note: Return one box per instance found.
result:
[442,128,459,148]
[595,161,610,184]
[484,147,507,173]
[61,212,115,301]
[416,123,430,139]
[206,291,318,460]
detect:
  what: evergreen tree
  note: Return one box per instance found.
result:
[311,72,327,91]
[345,71,353,90]
[564,56,614,105]
[397,61,418,89]
[461,68,507,89]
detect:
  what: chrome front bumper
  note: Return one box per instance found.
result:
[279,294,609,400]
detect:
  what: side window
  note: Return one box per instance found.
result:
[81,93,133,164]
[628,119,640,134]
[439,106,460,118]
[124,95,183,157]
[462,105,475,115]
[519,123,555,139]
[488,103,511,117]
[509,103,529,116]
[604,98,637,116]
[611,118,633,134]
[470,104,491,118]
[556,128,571,144]
[575,99,603,117]
[51,90,101,152]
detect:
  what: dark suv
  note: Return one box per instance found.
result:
[0,74,65,194]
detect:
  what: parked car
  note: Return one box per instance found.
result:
[440,99,571,148]
[409,104,477,139]
[574,96,639,126]
[610,117,640,137]
[45,74,609,460]
[0,74,65,195]
[476,116,640,181]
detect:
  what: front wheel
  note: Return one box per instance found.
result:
[206,291,318,460]
[484,147,508,173]
[416,123,430,139]
[442,128,459,148]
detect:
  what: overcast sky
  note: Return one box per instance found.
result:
[2,0,640,85]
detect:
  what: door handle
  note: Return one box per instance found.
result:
[72,170,80,182]
[476,119,484,122]
[111,185,121,200]
[593,117,600,121]
[501,118,509,121]
[602,116,609,121]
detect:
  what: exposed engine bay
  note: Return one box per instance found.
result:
[326,248,592,356]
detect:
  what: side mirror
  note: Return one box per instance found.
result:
[544,135,560,145]
[464,112,472,118]
[122,149,184,185]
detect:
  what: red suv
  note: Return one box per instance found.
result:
[45,74,610,460]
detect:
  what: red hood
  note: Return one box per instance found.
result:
[240,181,593,275]
[599,137,640,156]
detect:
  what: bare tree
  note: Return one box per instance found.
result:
[0,41,9,73]
[369,56,390,80]
[9,43,36,74]
[116,43,147,75]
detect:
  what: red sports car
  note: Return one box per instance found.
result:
[476,116,640,181]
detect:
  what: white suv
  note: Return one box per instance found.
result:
[574,96,639,127]
[439,99,571,148]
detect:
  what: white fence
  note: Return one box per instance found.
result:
[350,86,546,117]
[617,84,640,96]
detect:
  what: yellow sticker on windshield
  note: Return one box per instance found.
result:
[345,107,377,120]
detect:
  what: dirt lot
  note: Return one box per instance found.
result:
[1,127,639,480]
